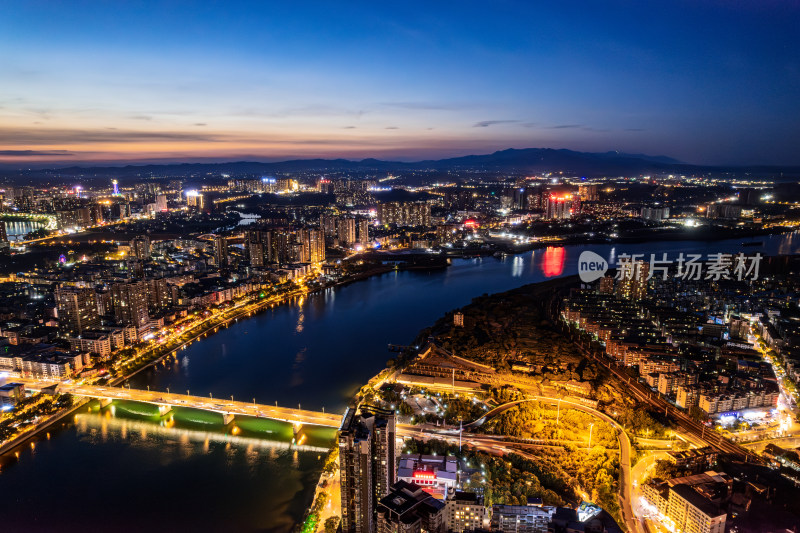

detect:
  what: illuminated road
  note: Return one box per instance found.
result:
[630,451,670,532]
[27,383,344,428]
[466,395,640,533]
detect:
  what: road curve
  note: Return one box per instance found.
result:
[463,395,640,533]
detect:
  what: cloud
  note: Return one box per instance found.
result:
[473,120,520,128]
[129,115,153,121]
[381,101,466,111]
[342,126,357,129]
[385,126,399,130]
[625,128,644,132]
[548,124,583,129]
[233,105,367,119]
[0,150,74,157]
[0,127,227,144]
[194,123,207,126]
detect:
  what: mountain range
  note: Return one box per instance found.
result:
[3,148,798,180]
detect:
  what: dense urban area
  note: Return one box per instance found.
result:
[0,167,799,533]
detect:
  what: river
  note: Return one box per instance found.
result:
[0,232,798,532]
[3,219,45,241]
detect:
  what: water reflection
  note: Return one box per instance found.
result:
[75,414,329,453]
[542,246,565,277]
[3,220,45,241]
[512,255,523,277]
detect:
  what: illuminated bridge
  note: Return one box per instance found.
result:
[56,384,344,428]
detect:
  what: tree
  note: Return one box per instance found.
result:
[653,459,679,480]
[324,516,340,533]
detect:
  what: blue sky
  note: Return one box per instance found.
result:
[1,0,799,165]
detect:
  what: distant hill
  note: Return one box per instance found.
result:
[2,148,798,180]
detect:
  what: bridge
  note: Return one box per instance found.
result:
[56,384,344,429]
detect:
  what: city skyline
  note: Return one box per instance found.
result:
[2,1,800,166]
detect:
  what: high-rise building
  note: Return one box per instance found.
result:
[0,222,8,247]
[130,235,151,260]
[338,217,357,246]
[56,207,92,229]
[267,229,292,264]
[339,406,397,533]
[736,188,761,206]
[376,481,447,533]
[616,260,649,300]
[186,191,205,210]
[544,193,579,220]
[112,202,131,220]
[213,234,228,268]
[299,229,325,263]
[146,278,172,312]
[598,276,614,295]
[578,184,599,201]
[358,218,370,247]
[376,202,431,227]
[641,207,670,221]
[55,286,100,336]
[90,203,104,225]
[320,214,338,238]
[245,230,266,267]
[446,492,487,533]
[644,483,727,533]
[705,203,742,220]
[155,194,168,212]
[111,281,150,330]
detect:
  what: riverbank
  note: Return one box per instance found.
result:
[0,264,407,460]
[0,398,89,459]
[446,226,795,258]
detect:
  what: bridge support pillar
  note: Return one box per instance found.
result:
[99,398,112,408]
[222,412,235,425]
[293,423,306,445]
[158,404,172,417]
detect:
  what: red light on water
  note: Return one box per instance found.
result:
[542,246,565,277]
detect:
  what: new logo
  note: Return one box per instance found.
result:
[578,251,608,282]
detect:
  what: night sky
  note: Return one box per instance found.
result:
[1,1,799,166]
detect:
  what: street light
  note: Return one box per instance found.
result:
[556,398,562,425]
